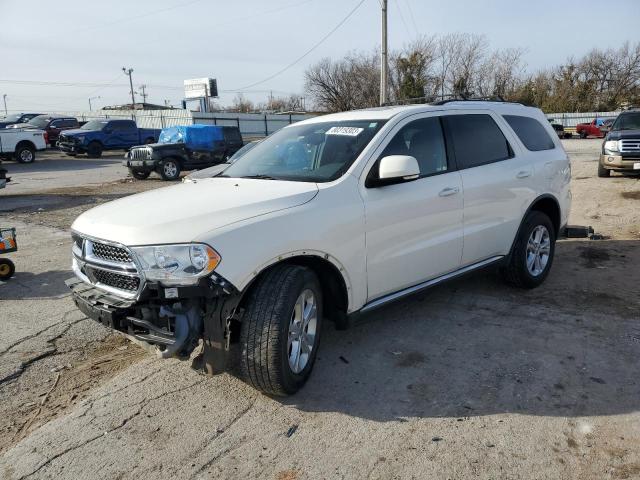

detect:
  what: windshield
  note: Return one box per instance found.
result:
[612,113,640,131]
[28,116,50,128]
[229,141,259,161]
[2,114,21,122]
[81,120,108,130]
[221,120,386,182]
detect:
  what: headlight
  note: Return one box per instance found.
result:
[604,140,620,152]
[75,135,85,143]
[130,243,220,286]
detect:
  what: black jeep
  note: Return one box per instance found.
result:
[124,125,243,180]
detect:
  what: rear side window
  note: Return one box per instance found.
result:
[445,114,512,169]
[503,115,555,151]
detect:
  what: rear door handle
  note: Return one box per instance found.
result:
[516,170,531,179]
[438,186,460,197]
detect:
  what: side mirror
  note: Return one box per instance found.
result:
[375,155,420,186]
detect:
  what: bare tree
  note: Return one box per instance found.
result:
[230,94,254,113]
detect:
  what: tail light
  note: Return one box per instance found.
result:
[43,131,49,145]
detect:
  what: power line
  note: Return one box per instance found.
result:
[393,0,413,40]
[403,0,420,36]
[235,0,367,91]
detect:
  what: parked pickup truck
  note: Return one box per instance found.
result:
[0,127,47,163]
[10,115,80,146]
[67,100,571,395]
[0,113,43,129]
[124,124,243,180]
[58,119,160,158]
[576,118,614,138]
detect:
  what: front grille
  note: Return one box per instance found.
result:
[90,268,140,292]
[620,139,640,152]
[92,242,133,263]
[130,148,151,160]
[72,235,142,298]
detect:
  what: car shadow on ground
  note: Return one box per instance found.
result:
[0,269,72,299]
[1,157,123,175]
[0,194,126,213]
[282,240,640,422]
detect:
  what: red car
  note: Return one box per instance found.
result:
[576,118,615,139]
[10,115,80,146]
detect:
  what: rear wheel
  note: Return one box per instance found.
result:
[579,130,588,139]
[0,258,15,280]
[86,141,103,158]
[597,162,611,177]
[159,158,181,180]
[15,144,35,163]
[239,264,323,396]
[501,211,556,289]
[129,168,151,180]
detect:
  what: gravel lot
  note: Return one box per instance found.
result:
[0,140,639,480]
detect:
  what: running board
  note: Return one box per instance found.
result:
[360,256,504,313]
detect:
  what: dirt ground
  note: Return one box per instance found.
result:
[0,140,639,480]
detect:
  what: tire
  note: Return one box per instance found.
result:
[597,162,611,177]
[0,258,15,280]
[501,211,556,289]
[86,141,103,158]
[239,264,323,396]
[129,168,151,180]
[15,144,35,164]
[159,158,181,180]
[579,130,587,139]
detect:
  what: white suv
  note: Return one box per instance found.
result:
[67,100,571,395]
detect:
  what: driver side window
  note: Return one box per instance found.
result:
[379,117,448,178]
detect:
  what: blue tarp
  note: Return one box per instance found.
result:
[158,125,223,149]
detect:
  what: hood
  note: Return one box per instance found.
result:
[72,178,319,245]
[143,142,185,151]
[607,129,640,141]
[60,128,91,137]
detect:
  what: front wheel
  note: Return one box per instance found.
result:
[129,168,151,180]
[0,258,15,280]
[501,211,556,289]
[597,162,611,177]
[86,141,103,158]
[239,265,323,396]
[15,145,35,163]
[159,158,181,180]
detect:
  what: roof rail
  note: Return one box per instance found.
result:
[382,95,523,107]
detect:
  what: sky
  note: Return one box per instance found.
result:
[1,0,639,112]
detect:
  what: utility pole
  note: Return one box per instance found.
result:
[139,84,148,104]
[380,0,388,106]
[88,96,101,111]
[122,67,136,108]
[2,94,7,115]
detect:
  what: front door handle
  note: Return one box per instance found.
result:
[516,170,531,179]
[438,186,460,197]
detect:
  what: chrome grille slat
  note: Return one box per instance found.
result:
[88,267,140,292]
[130,147,152,160]
[92,242,132,263]
[620,139,640,152]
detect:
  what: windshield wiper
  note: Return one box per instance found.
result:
[240,174,278,180]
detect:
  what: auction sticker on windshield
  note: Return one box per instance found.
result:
[326,126,364,136]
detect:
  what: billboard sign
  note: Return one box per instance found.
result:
[184,78,218,99]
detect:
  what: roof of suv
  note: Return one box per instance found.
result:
[301,101,542,124]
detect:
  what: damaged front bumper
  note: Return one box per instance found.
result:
[66,274,241,375]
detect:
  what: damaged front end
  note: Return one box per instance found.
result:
[66,234,241,375]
